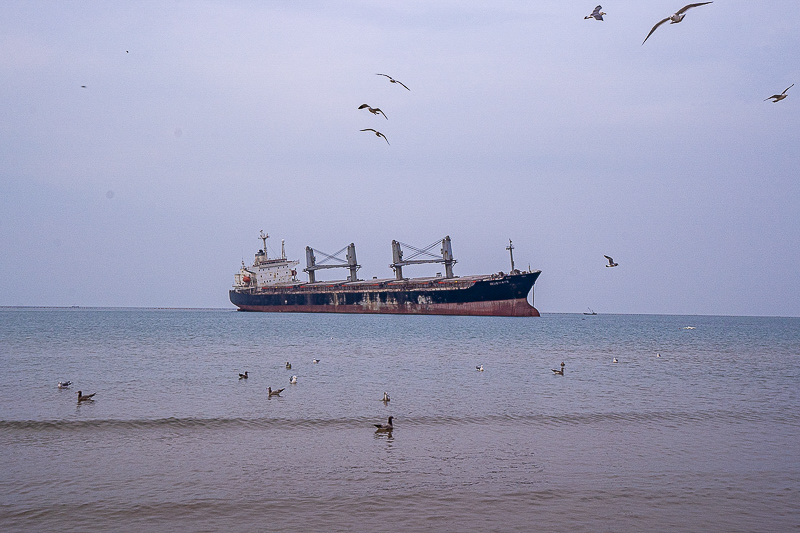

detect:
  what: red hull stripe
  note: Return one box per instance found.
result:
[234,298,540,317]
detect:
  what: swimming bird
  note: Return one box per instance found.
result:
[268,386,285,397]
[476,365,484,372]
[656,353,661,357]
[57,380,72,389]
[239,371,248,379]
[360,128,390,145]
[765,84,794,103]
[642,2,713,45]
[585,5,606,21]
[290,375,297,384]
[374,416,394,432]
[552,362,565,375]
[383,392,390,402]
[376,73,410,91]
[358,104,388,119]
[77,391,95,402]
[312,359,320,364]
[604,255,618,267]
[613,358,619,363]
[285,362,292,369]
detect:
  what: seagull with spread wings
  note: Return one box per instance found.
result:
[642,2,713,45]
[376,73,410,91]
[358,104,388,119]
[360,128,390,145]
[584,5,606,21]
[604,255,619,268]
[765,84,794,103]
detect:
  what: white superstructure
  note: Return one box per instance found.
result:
[234,231,299,288]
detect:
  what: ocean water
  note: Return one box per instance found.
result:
[0,308,798,532]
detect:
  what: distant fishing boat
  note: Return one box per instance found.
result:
[583,308,597,315]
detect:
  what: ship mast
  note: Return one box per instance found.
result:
[506,239,515,272]
[259,230,269,260]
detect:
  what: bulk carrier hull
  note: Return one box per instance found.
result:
[229,233,541,317]
[229,271,540,317]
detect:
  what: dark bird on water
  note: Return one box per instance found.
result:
[376,73,410,91]
[765,84,794,103]
[77,391,96,402]
[585,5,606,21]
[239,371,248,379]
[642,2,713,45]
[285,362,292,369]
[552,362,565,375]
[374,416,394,432]
[268,386,284,397]
[358,104,388,119]
[604,255,619,267]
[360,128,390,145]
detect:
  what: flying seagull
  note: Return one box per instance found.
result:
[358,104,388,119]
[585,5,606,21]
[604,255,619,267]
[239,371,248,379]
[374,416,394,432]
[57,380,72,389]
[268,386,285,397]
[376,73,410,91]
[765,84,794,103]
[77,391,96,402]
[360,128,390,145]
[642,2,713,45]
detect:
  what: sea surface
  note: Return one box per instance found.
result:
[0,308,798,532]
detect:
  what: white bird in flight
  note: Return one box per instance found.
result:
[358,104,388,119]
[360,128,390,145]
[604,255,619,267]
[642,2,713,45]
[584,5,606,21]
[376,73,410,91]
[765,84,793,103]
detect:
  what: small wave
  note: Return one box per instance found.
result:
[1,408,794,433]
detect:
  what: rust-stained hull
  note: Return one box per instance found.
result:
[229,271,541,317]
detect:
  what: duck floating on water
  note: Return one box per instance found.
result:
[374,416,394,432]
[77,391,95,402]
[382,392,390,402]
[268,386,284,397]
[285,362,292,369]
[476,365,484,372]
[57,381,72,389]
[239,371,248,379]
[552,362,565,375]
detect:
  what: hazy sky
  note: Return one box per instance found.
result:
[2,1,798,315]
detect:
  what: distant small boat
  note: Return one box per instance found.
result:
[583,308,597,315]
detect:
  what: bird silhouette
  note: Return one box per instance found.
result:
[268,386,285,397]
[604,255,619,267]
[382,392,390,402]
[290,375,297,384]
[57,381,72,389]
[77,391,96,402]
[239,371,248,379]
[376,73,409,91]
[765,84,794,103]
[358,104,388,119]
[642,2,713,45]
[585,5,606,21]
[552,362,565,375]
[374,416,394,432]
[285,362,292,369]
[360,128,390,145]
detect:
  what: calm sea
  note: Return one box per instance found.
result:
[0,308,798,532]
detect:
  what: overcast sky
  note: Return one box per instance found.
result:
[1,1,798,316]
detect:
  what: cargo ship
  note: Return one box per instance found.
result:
[229,232,541,316]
